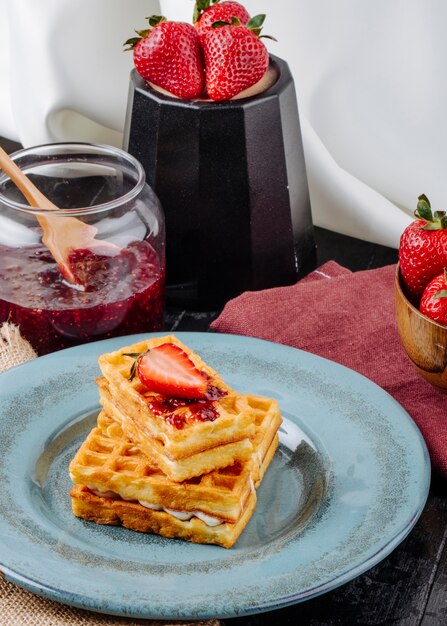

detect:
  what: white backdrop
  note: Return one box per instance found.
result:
[2,0,439,247]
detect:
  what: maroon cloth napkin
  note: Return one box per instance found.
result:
[212,261,447,479]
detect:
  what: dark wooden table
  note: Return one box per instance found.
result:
[2,138,446,626]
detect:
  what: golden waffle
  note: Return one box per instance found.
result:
[98,378,254,482]
[69,394,281,524]
[70,485,257,549]
[98,335,256,462]
[243,394,282,486]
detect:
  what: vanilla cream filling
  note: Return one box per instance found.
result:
[194,511,223,527]
[249,475,255,495]
[86,485,223,527]
[87,485,118,499]
[144,504,223,527]
[138,501,163,511]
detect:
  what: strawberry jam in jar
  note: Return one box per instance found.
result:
[0,143,165,355]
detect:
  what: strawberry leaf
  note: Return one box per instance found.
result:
[422,222,442,231]
[124,15,166,50]
[193,0,211,22]
[231,16,241,26]
[135,28,150,38]
[124,349,150,381]
[247,14,266,29]
[260,34,278,41]
[419,193,431,208]
[123,37,141,51]
[148,15,166,27]
[128,359,138,382]
[415,195,447,229]
[434,289,447,299]
[246,14,273,39]
[415,196,433,222]
[212,20,231,27]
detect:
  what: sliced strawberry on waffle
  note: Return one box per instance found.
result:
[126,343,208,399]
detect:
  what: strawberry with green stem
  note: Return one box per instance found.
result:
[399,194,447,301]
[124,15,205,99]
[201,14,274,101]
[193,0,251,40]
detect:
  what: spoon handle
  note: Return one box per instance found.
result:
[0,145,58,210]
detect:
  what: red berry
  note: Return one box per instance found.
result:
[420,271,447,325]
[202,23,269,101]
[125,17,204,99]
[131,343,208,399]
[194,1,250,40]
[398,195,447,301]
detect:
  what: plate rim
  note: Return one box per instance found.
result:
[0,331,431,619]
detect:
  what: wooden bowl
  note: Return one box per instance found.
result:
[394,266,447,390]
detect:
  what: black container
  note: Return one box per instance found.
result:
[123,55,315,309]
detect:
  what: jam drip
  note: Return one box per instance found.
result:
[146,384,227,429]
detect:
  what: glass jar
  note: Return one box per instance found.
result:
[0,143,165,355]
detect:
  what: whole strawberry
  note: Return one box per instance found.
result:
[124,16,204,99]
[420,269,447,325]
[202,15,270,101]
[399,194,447,301]
[193,0,250,40]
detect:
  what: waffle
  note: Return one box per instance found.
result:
[98,378,254,482]
[71,333,283,547]
[69,394,281,524]
[243,394,282,486]
[70,485,257,549]
[98,335,256,464]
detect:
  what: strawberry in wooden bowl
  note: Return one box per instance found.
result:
[395,194,447,390]
[420,270,447,325]
[398,194,447,303]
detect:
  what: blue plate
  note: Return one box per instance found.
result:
[0,332,430,619]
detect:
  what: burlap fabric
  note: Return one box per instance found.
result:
[0,323,220,626]
[0,323,37,371]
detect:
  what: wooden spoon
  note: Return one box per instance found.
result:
[0,145,120,287]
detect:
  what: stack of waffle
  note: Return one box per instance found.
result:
[69,335,282,548]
